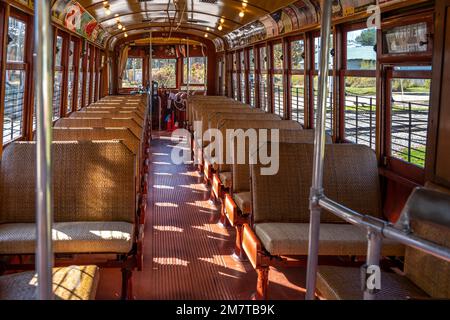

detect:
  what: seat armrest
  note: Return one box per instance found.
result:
[242,224,270,269]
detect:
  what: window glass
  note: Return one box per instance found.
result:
[273,43,283,70]
[152,59,177,88]
[291,75,305,124]
[344,77,377,148]
[3,70,25,143]
[7,17,26,63]
[347,28,377,70]
[184,57,207,85]
[291,39,304,70]
[122,57,143,88]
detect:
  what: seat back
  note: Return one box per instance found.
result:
[400,186,450,298]
[215,120,301,178]
[55,118,142,140]
[251,143,382,224]
[71,111,144,123]
[233,129,326,193]
[0,141,136,224]
[51,128,140,155]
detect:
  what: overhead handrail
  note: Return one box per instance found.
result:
[34,1,54,300]
[305,0,450,301]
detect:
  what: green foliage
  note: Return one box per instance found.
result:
[355,29,376,46]
[397,146,426,168]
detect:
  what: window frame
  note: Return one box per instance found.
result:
[340,23,378,148]
[2,9,32,147]
[52,29,68,121]
[311,31,335,132]
[271,40,284,118]
[67,36,81,114]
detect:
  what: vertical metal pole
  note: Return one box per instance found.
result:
[364,230,383,300]
[305,0,333,301]
[34,0,54,300]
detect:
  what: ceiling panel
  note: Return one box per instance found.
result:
[77,0,299,45]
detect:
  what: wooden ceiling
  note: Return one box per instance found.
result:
[77,0,298,45]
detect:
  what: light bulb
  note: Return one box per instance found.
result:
[239,11,245,18]
[220,18,225,24]
[118,23,123,30]
[105,8,111,15]
[242,2,247,8]
[206,27,210,31]
[204,33,208,38]
[124,33,128,38]
[218,25,223,31]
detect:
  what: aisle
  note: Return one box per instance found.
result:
[96,133,306,300]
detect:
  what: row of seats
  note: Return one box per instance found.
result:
[0,95,150,300]
[187,95,450,300]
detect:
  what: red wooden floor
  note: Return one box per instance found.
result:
[95,133,307,300]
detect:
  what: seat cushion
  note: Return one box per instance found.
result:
[255,223,405,256]
[219,172,232,189]
[316,266,428,300]
[233,192,252,215]
[0,265,99,300]
[0,222,134,254]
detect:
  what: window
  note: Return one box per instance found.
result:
[184,57,207,85]
[92,48,97,103]
[53,35,64,121]
[273,43,284,118]
[3,16,27,144]
[313,36,334,132]
[249,48,256,107]
[67,40,76,113]
[122,57,143,88]
[232,53,238,100]
[77,49,84,109]
[152,59,177,88]
[344,27,377,149]
[239,51,246,103]
[290,39,305,124]
[259,46,269,111]
[388,69,431,168]
[85,46,91,105]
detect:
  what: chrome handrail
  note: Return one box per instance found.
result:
[305,0,450,301]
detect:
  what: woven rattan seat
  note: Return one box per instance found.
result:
[233,192,252,215]
[0,266,99,300]
[255,223,404,256]
[0,222,134,254]
[316,266,428,300]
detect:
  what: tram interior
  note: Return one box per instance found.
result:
[0,0,449,301]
